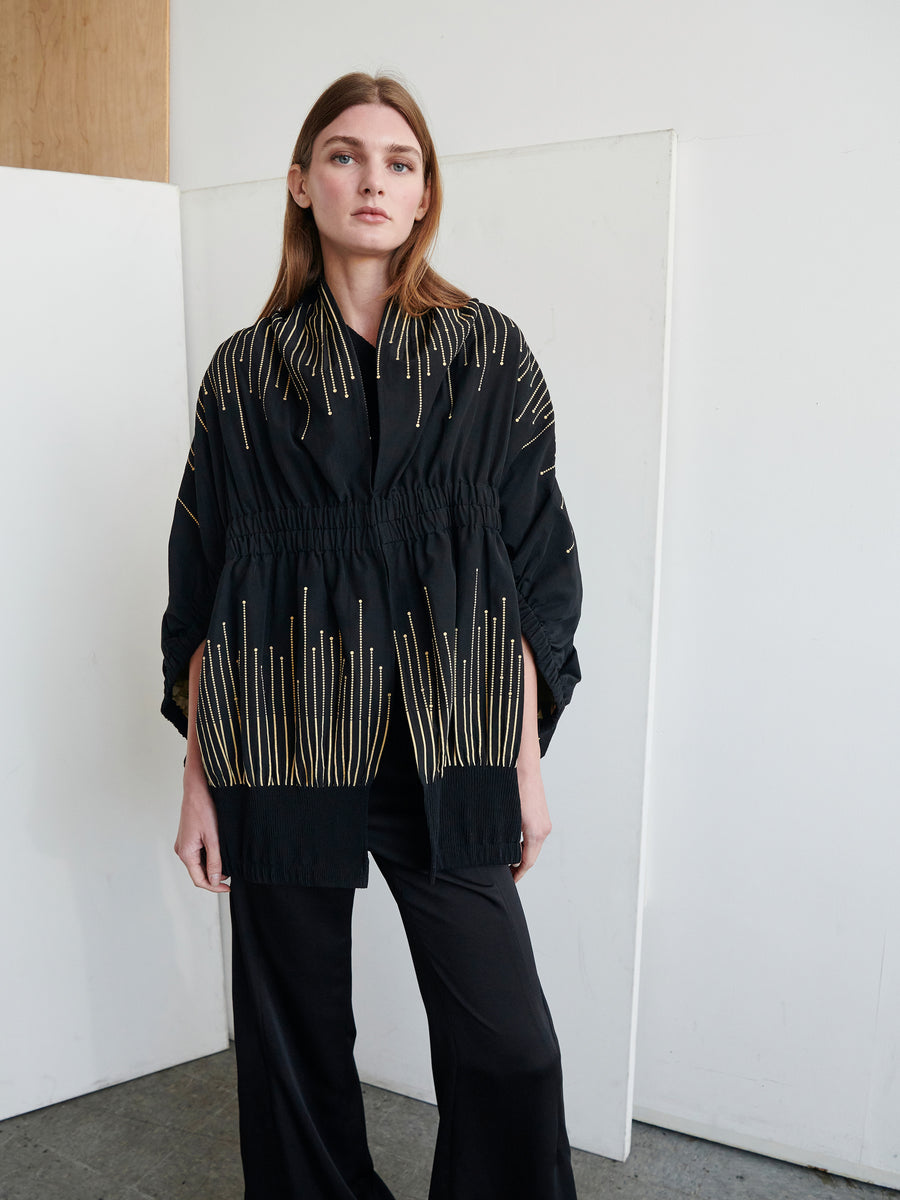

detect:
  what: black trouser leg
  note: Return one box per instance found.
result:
[229,878,396,1200]
[372,854,578,1200]
[228,711,576,1199]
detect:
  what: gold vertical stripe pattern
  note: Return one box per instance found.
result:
[190,293,525,462]
[197,598,391,790]
[392,577,524,782]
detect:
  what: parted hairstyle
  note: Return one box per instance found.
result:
[258,72,469,320]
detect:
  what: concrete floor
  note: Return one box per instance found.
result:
[0,1047,895,1200]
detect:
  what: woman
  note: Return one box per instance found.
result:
[162,71,582,1200]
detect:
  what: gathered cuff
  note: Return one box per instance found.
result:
[517,595,571,755]
[161,624,208,737]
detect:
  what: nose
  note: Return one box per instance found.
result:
[360,166,384,196]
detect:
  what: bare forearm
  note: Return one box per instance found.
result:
[174,638,229,892]
[184,641,207,783]
[512,635,550,882]
[518,636,541,773]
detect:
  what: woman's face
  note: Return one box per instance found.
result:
[288,103,431,270]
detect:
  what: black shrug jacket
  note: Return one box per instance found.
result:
[161,279,582,886]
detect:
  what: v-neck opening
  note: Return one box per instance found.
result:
[284,277,480,497]
[347,328,376,349]
[320,279,396,494]
[346,326,379,490]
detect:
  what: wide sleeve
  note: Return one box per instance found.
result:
[160,384,227,736]
[498,337,583,755]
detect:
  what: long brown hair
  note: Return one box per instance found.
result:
[258,73,469,320]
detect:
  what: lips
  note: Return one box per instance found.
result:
[353,206,389,219]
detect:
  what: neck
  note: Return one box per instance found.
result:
[321,254,391,345]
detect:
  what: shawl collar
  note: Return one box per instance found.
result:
[271,278,480,494]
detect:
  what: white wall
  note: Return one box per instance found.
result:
[170,0,900,1187]
[0,167,229,1120]
[634,130,900,1187]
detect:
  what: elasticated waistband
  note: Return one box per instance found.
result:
[225,483,501,557]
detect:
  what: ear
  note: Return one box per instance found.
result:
[287,163,312,210]
[414,178,432,222]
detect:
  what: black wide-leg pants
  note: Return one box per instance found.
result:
[228,718,578,1200]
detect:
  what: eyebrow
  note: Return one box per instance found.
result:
[321,134,422,161]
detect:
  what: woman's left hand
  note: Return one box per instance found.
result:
[512,760,552,883]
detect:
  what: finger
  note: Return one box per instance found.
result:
[511,836,540,884]
[204,842,223,887]
[175,837,229,892]
[203,840,231,893]
[180,843,213,890]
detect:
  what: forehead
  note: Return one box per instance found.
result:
[314,103,422,154]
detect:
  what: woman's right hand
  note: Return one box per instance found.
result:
[174,771,231,892]
[176,640,230,892]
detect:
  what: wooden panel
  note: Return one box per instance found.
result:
[1,0,168,181]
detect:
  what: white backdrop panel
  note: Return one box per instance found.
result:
[633,133,900,1190]
[0,167,229,1120]
[178,130,675,1159]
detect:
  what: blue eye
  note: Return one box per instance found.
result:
[391,162,412,173]
[332,153,353,165]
